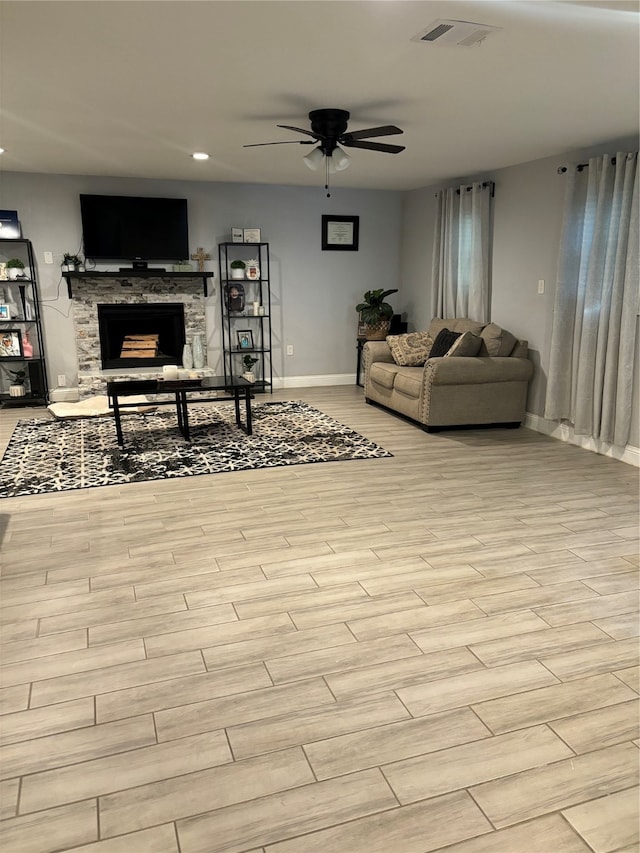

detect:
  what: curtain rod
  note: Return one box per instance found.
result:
[435,181,495,197]
[557,157,618,175]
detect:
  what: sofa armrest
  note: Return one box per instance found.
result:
[428,356,533,386]
[363,340,394,367]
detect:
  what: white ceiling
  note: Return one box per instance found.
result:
[0,0,638,191]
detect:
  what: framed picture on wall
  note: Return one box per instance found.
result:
[321,215,359,251]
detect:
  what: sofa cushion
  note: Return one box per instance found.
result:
[430,328,462,358]
[446,331,482,357]
[369,361,399,390]
[394,369,423,399]
[428,318,485,339]
[387,332,433,366]
[479,323,518,357]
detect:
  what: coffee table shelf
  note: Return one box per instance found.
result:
[106,376,253,448]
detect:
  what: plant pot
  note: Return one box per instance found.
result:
[363,320,391,340]
[8,268,22,280]
[9,384,26,397]
[230,269,245,280]
[242,371,255,383]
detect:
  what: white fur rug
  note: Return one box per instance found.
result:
[47,395,157,419]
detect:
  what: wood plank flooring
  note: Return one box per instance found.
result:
[0,386,638,853]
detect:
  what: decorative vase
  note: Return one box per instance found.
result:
[182,343,193,369]
[242,371,255,383]
[22,332,33,358]
[192,334,204,368]
[363,320,391,340]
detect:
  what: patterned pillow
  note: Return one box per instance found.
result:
[387,332,433,366]
[429,328,461,358]
[446,331,482,357]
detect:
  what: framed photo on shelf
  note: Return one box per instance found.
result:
[237,330,254,350]
[245,260,260,280]
[0,210,21,239]
[0,329,23,358]
[0,304,10,320]
[321,215,359,251]
[224,282,245,313]
[243,228,261,243]
[231,227,244,243]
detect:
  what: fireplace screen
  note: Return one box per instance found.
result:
[98,303,186,369]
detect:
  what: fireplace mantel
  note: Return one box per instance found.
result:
[64,270,214,298]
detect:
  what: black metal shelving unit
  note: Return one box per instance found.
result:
[0,238,50,408]
[218,242,272,393]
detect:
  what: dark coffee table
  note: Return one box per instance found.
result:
[106,376,253,448]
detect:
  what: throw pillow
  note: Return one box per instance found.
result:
[446,331,482,357]
[429,328,461,358]
[386,332,433,366]
[480,323,518,357]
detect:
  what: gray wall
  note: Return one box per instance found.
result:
[400,134,639,448]
[2,139,638,450]
[0,173,403,387]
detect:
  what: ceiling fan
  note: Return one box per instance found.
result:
[244,108,405,194]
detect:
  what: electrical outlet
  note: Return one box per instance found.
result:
[44,251,53,264]
[57,374,66,387]
[538,279,545,294]
[286,345,294,356]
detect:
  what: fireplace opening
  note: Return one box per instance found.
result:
[98,303,186,369]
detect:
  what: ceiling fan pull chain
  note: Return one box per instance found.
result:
[325,156,331,198]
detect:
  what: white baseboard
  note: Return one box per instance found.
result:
[524,412,640,468]
[275,374,354,389]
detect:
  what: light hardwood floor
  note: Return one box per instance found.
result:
[0,385,638,853]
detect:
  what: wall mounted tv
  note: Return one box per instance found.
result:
[79,194,189,267]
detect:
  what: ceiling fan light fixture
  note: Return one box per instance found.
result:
[303,146,324,170]
[330,145,351,172]
[192,152,210,160]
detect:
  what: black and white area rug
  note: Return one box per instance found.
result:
[0,401,392,498]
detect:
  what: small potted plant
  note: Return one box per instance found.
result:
[242,353,259,383]
[355,288,399,340]
[62,253,83,273]
[8,368,26,397]
[6,258,26,280]
[230,260,246,280]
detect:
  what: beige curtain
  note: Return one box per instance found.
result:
[431,182,492,322]
[544,152,639,446]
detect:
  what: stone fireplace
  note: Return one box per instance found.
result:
[97,302,186,369]
[70,275,212,396]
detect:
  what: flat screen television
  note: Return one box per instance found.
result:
[79,194,189,266]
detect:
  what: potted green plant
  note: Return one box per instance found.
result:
[355,288,399,339]
[8,368,26,398]
[242,353,259,383]
[230,260,246,280]
[6,258,25,280]
[62,253,83,273]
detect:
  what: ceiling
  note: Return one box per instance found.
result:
[0,0,638,191]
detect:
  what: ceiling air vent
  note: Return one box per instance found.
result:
[412,20,502,47]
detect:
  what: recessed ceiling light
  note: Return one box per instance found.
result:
[0,148,5,154]
[192,152,209,160]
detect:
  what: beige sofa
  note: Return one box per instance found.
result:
[363,318,533,431]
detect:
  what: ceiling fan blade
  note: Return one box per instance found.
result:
[243,140,315,147]
[277,124,320,139]
[342,139,406,153]
[342,125,403,140]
